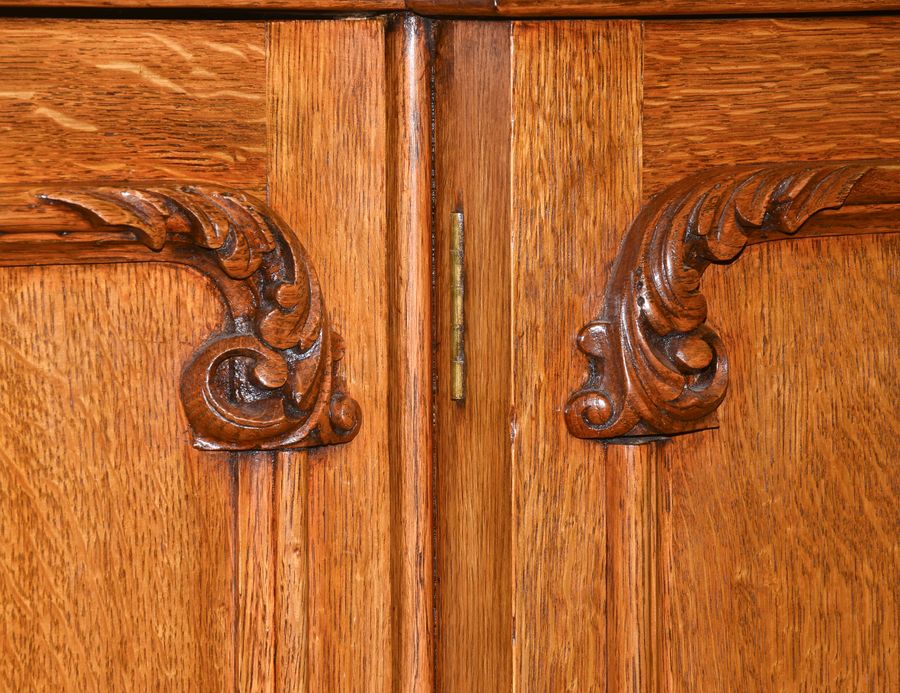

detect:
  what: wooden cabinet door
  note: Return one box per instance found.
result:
[0,18,418,690]
[2,11,897,692]
[433,16,899,691]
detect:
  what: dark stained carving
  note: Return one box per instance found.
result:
[566,160,900,441]
[0,184,360,450]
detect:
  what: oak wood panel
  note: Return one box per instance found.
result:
[0,20,269,690]
[267,19,392,691]
[272,452,310,690]
[0,0,402,7]
[642,17,900,201]
[0,264,233,690]
[411,0,900,16]
[236,454,277,691]
[385,15,435,693]
[0,0,893,13]
[433,20,513,691]
[642,17,900,690]
[0,20,266,190]
[434,20,645,690]
[660,237,899,690]
[509,20,641,689]
[606,446,659,693]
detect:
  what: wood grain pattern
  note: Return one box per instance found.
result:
[435,21,643,690]
[272,451,310,690]
[14,0,889,16]
[0,21,267,189]
[0,0,402,8]
[642,17,900,201]
[236,453,277,691]
[0,21,274,690]
[267,19,393,691]
[605,445,658,693]
[386,15,435,693]
[641,17,900,691]
[0,264,233,690]
[660,236,899,690]
[433,21,646,690]
[411,0,900,16]
[509,21,641,690]
[433,20,513,691]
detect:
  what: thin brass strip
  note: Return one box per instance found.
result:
[450,211,465,401]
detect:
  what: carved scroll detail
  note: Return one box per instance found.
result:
[1,184,360,450]
[566,161,900,441]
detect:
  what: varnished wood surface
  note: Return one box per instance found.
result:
[642,17,900,200]
[272,452,309,690]
[267,19,393,691]
[3,11,898,691]
[0,21,266,189]
[0,183,361,451]
[236,454,277,689]
[0,21,265,690]
[0,18,397,690]
[567,161,900,441]
[433,19,644,690]
[0,0,404,9]
[413,0,900,16]
[385,15,435,693]
[661,237,899,690]
[434,14,899,692]
[0,0,894,15]
[0,264,234,690]
[641,16,900,691]
[433,20,513,691]
[510,21,643,691]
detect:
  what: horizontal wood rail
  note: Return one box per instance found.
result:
[566,160,900,441]
[0,183,361,451]
[0,0,896,16]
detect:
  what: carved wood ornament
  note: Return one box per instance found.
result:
[0,184,361,450]
[566,160,900,441]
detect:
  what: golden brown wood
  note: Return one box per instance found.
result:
[0,22,268,689]
[433,20,513,691]
[567,161,900,441]
[272,452,310,690]
[267,19,393,691]
[605,446,659,693]
[411,0,900,15]
[0,18,397,690]
[0,0,403,9]
[0,264,235,690]
[659,236,899,690]
[436,15,899,693]
[642,18,900,200]
[434,19,643,690]
[16,0,889,16]
[236,453,277,691]
[386,14,436,693]
[638,17,900,690]
[510,21,642,690]
[0,21,268,188]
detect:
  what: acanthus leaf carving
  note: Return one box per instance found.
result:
[0,183,360,451]
[566,160,900,441]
